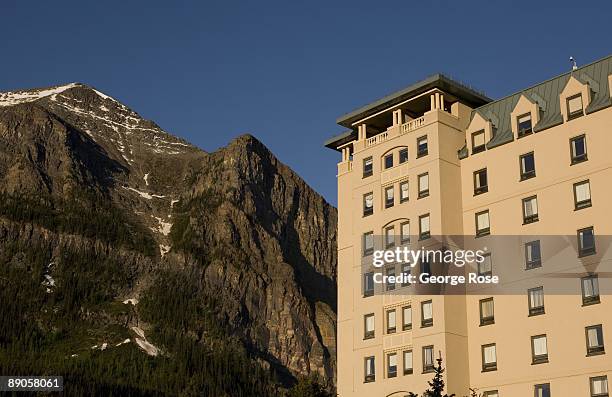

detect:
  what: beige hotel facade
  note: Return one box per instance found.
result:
[325,55,612,397]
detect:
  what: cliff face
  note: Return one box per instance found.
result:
[0,84,336,394]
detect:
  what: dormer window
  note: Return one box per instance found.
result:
[517,113,533,137]
[471,130,486,154]
[567,94,584,120]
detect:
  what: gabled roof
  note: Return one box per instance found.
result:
[477,54,612,150]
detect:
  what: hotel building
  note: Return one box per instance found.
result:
[325,55,612,396]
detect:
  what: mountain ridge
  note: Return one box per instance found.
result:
[0,83,337,395]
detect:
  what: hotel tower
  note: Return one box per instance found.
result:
[325,55,612,397]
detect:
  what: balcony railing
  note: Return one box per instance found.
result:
[400,116,426,135]
[365,131,389,147]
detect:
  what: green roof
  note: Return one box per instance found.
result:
[476,54,612,151]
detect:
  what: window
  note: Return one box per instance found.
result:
[520,152,536,180]
[528,286,545,316]
[386,309,396,333]
[567,94,584,119]
[402,306,412,330]
[387,353,397,378]
[363,272,374,297]
[479,298,494,326]
[403,350,413,375]
[363,156,373,177]
[364,356,375,382]
[364,313,375,339]
[523,196,539,224]
[421,300,433,327]
[478,253,492,276]
[474,168,488,195]
[399,148,408,164]
[385,267,396,291]
[586,325,605,356]
[531,335,549,364]
[385,226,395,248]
[525,240,542,269]
[591,376,609,397]
[418,173,429,198]
[385,186,394,208]
[472,130,486,153]
[475,210,490,237]
[363,231,374,256]
[420,259,431,276]
[570,135,587,164]
[417,136,428,157]
[400,180,409,202]
[574,180,592,209]
[363,192,373,217]
[534,383,551,397]
[422,345,434,373]
[483,392,499,397]
[517,113,533,137]
[419,214,431,240]
[384,153,394,169]
[578,227,596,257]
[401,264,411,287]
[582,275,601,305]
[400,221,410,244]
[481,344,497,371]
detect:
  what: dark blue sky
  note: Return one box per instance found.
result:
[2,1,610,205]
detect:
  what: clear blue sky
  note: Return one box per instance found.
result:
[2,1,610,205]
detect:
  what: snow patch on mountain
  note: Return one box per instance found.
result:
[0,83,79,107]
[131,327,159,356]
[123,186,165,200]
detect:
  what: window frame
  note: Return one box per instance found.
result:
[519,152,536,181]
[481,343,497,372]
[385,266,396,291]
[534,383,551,397]
[384,153,394,169]
[419,213,431,240]
[363,192,374,217]
[479,297,495,326]
[387,352,398,378]
[384,186,394,209]
[385,226,395,248]
[475,210,490,237]
[517,112,533,138]
[386,308,397,334]
[522,195,539,224]
[364,313,375,340]
[363,156,373,178]
[421,300,433,328]
[403,349,413,375]
[567,93,584,120]
[417,135,428,158]
[586,324,605,356]
[525,240,542,270]
[364,356,375,383]
[528,286,545,316]
[578,226,596,257]
[402,305,412,330]
[363,231,374,256]
[418,172,429,199]
[590,376,609,397]
[399,180,409,203]
[399,148,408,164]
[582,275,601,306]
[363,272,374,297]
[400,221,410,244]
[573,180,592,210]
[570,134,588,164]
[473,168,488,195]
[531,334,549,364]
[422,345,435,373]
[471,129,486,154]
